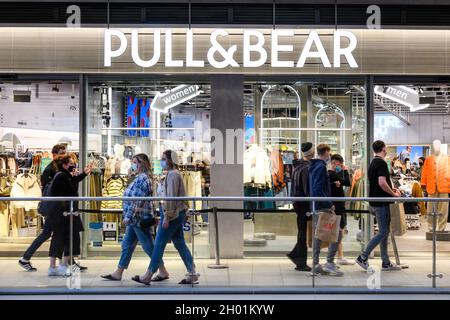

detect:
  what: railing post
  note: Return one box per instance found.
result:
[428,201,443,288]
[191,200,196,288]
[311,200,316,289]
[208,206,228,269]
[69,200,74,279]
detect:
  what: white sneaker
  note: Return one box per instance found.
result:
[322,263,344,277]
[48,267,59,276]
[58,265,69,276]
[337,257,355,266]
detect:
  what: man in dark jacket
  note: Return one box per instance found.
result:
[310,144,343,277]
[287,142,314,272]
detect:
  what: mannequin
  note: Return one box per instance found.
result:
[421,139,450,232]
[110,144,131,175]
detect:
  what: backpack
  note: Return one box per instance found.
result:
[37,172,62,217]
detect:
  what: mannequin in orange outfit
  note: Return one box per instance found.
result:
[421,140,450,232]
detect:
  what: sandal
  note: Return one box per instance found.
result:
[131,275,151,286]
[101,274,121,281]
[151,274,170,282]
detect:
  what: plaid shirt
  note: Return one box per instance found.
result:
[122,173,153,225]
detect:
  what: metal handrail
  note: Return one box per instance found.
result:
[0,196,444,202]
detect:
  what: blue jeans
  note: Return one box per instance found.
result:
[118,225,157,269]
[362,206,391,265]
[149,211,195,273]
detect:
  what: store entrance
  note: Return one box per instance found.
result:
[373,81,450,257]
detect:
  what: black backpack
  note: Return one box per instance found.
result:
[37,172,61,217]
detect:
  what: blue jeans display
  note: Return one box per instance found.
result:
[149,211,195,274]
[118,225,156,269]
[362,206,391,265]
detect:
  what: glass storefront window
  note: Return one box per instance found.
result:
[86,79,211,258]
[0,81,79,256]
[243,81,367,261]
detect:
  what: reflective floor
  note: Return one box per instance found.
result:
[0,257,449,290]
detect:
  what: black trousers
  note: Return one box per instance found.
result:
[49,213,81,259]
[288,202,309,267]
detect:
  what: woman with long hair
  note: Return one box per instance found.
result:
[132,150,198,285]
[101,153,169,282]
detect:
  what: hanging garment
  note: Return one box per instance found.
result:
[243,145,272,186]
[427,192,449,232]
[10,174,42,211]
[0,205,8,237]
[7,158,17,175]
[270,150,285,194]
[0,176,13,237]
[89,173,103,222]
[181,171,202,210]
[421,154,450,194]
[0,158,6,174]
[244,186,275,210]
[411,181,426,215]
[101,176,126,210]
[10,208,25,237]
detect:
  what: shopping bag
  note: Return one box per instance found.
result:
[307,220,329,248]
[314,208,341,244]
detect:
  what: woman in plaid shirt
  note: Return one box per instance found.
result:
[101,153,169,282]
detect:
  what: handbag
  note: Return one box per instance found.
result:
[314,207,341,244]
[140,215,157,229]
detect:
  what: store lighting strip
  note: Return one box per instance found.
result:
[101,127,196,131]
[259,128,352,131]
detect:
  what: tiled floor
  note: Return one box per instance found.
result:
[1,257,450,290]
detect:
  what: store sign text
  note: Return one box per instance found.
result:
[374,114,404,140]
[374,85,430,112]
[150,84,202,113]
[104,29,358,69]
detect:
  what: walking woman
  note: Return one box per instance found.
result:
[48,155,84,276]
[132,150,199,285]
[101,153,170,281]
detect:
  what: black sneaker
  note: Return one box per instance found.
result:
[18,259,37,272]
[355,255,369,270]
[382,262,402,271]
[295,265,312,272]
[73,260,88,272]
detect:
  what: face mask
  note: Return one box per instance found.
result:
[131,163,138,172]
[160,160,168,170]
[68,165,75,173]
[335,166,342,173]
